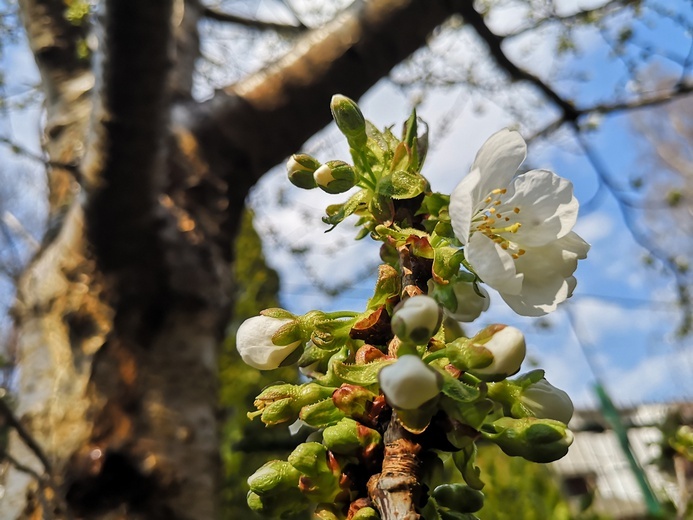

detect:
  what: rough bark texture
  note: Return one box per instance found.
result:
[4,0,463,518]
[368,415,423,520]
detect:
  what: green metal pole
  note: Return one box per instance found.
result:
[594,383,664,518]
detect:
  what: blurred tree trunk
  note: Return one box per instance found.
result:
[4,0,462,518]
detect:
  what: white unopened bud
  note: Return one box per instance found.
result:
[236,316,302,370]
[391,295,442,344]
[521,379,574,424]
[287,154,319,189]
[471,325,526,379]
[313,160,356,194]
[379,355,442,410]
[449,281,490,322]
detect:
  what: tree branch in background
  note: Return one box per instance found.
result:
[455,2,580,123]
[201,3,306,33]
[503,0,634,39]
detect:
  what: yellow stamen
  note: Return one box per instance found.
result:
[513,207,521,214]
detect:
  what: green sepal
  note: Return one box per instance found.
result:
[432,247,464,283]
[366,264,400,311]
[261,308,296,320]
[445,337,493,372]
[297,343,339,371]
[440,372,482,403]
[396,401,438,434]
[333,358,394,387]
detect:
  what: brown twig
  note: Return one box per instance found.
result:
[368,412,422,520]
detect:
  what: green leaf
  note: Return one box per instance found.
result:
[441,372,481,403]
[323,189,370,230]
[377,170,428,200]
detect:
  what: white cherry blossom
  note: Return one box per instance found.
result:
[449,129,590,316]
[236,316,302,370]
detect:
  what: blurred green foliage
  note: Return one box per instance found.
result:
[476,443,610,520]
[220,209,308,519]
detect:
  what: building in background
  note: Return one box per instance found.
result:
[552,403,693,519]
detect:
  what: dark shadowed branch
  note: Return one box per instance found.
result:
[84,0,174,298]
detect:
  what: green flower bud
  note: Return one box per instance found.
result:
[323,417,382,457]
[352,506,379,520]
[433,483,485,513]
[300,398,346,428]
[332,384,377,419]
[246,487,308,520]
[248,460,301,496]
[251,383,336,426]
[288,442,344,503]
[314,160,357,194]
[391,295,442,344]
[520,378,574,424]
[483,417,573,463]
[313,504,341,520]
[287,153,320,189]
[379,355,442,410]
[330,94,367,148]
[247,489,307,519]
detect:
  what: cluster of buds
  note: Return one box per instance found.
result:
[236,95,582,519]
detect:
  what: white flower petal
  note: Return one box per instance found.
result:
[471,129,527,201]
[473,326,526,377]
[521,379,574,424]
[449,168,481,245]
[448,281,490,322]
[236,316,301,370]
[501,278,572,316]
[379,355,441,410]
[502,170,579,246]
[466,233,523,295]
